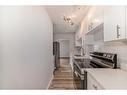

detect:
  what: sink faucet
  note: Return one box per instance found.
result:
[74,46,85,56]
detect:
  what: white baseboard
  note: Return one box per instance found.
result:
[46,73,54,89]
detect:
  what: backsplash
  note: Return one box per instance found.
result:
[84,27,127,70]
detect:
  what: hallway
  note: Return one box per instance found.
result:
[49,59,74,90]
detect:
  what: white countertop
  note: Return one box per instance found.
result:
[86,68,127,90]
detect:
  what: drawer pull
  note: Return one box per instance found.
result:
[116,24,120,38]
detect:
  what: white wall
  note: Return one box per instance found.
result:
[59,40,70,57]
[0,6,53,89]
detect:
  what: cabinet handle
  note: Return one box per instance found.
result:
[116,25,120,38]
[93,84,98,90]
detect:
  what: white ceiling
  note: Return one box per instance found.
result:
[45,6,89,34]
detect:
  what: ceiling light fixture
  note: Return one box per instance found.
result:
[63,16,74,26]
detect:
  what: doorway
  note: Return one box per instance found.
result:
[49,39,74,89]
[59,39,70,59]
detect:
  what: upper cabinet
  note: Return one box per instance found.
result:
[75,27,83,46]
[126,6,127,38]
[82,6,127,43]
[104,6,126,42]
[83,6,104,45]
[86,6,104,34]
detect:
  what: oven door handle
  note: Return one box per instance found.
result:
[74,71,84,80]
[91,59,114,68]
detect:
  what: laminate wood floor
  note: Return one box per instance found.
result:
[48,58,75,90]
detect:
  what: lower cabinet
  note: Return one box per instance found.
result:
[87,73,104,90]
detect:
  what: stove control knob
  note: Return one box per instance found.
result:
[107,54,111,58]
[103,54,107,57]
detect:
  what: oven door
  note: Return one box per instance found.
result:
[73,70,85,89]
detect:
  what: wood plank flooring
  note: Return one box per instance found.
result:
[48,58,75,90]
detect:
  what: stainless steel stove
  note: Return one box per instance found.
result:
[73,52,117,90]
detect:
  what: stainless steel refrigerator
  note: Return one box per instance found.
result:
[53,41,60,70]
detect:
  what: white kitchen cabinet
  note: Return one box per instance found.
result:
[75,22,85,46]
[104,6,126,41]
[84,6,104,45]
[87,73,104,90]
[87,7,96,33]
[75,38,82,46]
[75,30,82,46]
[90,7,104,29]
[87,6,104,34]
[126,7,127,38]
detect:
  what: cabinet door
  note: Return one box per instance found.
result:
[104,6,126,41]
[87,7,95,32]
[92,7,104,28]
[75,32,79,46]
[126,7,127,38]
[75,30,82,46]
[87,73,104,90]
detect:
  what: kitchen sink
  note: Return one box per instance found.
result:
[73,55,85,60]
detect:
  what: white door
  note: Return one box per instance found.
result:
[104,6,126,41]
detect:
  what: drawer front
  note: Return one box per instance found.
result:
[87,73,104,90]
